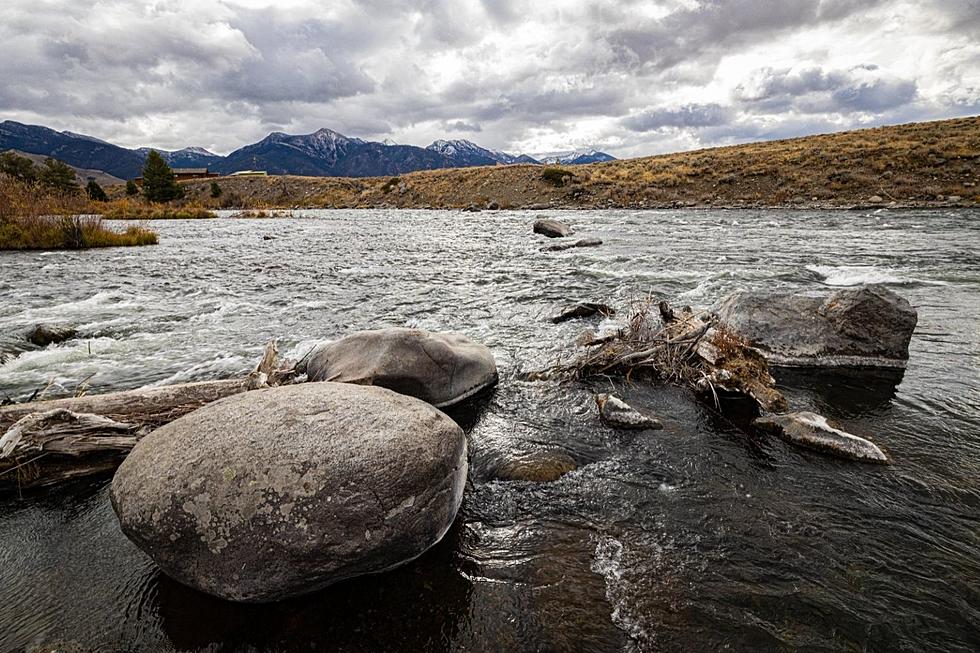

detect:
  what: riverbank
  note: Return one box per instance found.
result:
[169,116,979,211]
[0,177,158,250]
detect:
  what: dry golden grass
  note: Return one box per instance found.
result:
[99,199,216,220]
[0,175,158,250]
[169,116,980,210]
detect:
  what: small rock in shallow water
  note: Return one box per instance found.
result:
[551,302,615,324]
[494,451,577,482]
[541,238,602,252]
[533,218,572,238]
[754,411,889,464]
[27,324,76,347]
[596,394,664,430]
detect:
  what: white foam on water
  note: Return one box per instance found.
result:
[149,354,252,386]
[806,265,904,286]
[591,535,654,649]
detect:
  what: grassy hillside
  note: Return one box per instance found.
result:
[172,116,979,210]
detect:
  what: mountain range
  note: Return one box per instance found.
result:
[0,120,615,181]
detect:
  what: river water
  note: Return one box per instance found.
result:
[0,209,978,652]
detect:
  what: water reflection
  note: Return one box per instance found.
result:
[156,522,474,652]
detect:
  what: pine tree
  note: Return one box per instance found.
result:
[125,179,139,196]
[141,150,184,203]
[0,152,37,183]
[38,158,79,195]
[210,181,222,198]
[86,180,108,201]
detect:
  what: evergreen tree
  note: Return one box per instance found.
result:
[141,150,184,203]
[0,152,37,183]
[38,158,79,195]
[125,179,139,196]
[86,180,108,201]
[210,181,222,198]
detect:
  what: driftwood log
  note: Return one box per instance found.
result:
[0,341,290,491]
[546,300,787,413]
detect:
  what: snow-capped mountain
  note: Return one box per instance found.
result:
[426,139,543,166]
[532,149,616,165]
[136,146,223,168]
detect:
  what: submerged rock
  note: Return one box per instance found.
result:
[494,450,577,482]
[28,324,76,347]
[301,328,498,408]
[541,238,602,252]
[596,394,663,430]
[551,302,615,324]
[533,218,573,238]
[754,411,889,464]
[715,285,917,368]
[110,382,467,602]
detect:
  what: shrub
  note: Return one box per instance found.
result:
[101,199,216,220]
[381,176,401,193]
[86,180,108,201]
[210,181,223,198]
[125,179,139,196]
[542,167,574,187]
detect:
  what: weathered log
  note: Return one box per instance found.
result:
[0,341,289,491]
[0,378,253,432]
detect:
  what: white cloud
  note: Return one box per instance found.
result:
[0,0,975,157]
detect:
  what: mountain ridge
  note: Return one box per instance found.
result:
[0,120,615,181]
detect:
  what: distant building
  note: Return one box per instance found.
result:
[229,170,268,176]
[134,167,220,186]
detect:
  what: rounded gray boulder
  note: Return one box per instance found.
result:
[533,218,573,238]
[302,328,498,408]
[715,285,917,368]
[110,382,467,603]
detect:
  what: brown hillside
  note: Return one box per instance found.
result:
[171,116,979,210]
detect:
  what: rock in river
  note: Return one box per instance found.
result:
[541,238,602,252]
[27,323,76,347]
[533,218,573,238]
[494,450,578,482]
[596,394,663,430]
[755,411,889,464]
[715,285,917,368]
[551,302,615,324]
[301,328,498,408]
[110,382,467,603]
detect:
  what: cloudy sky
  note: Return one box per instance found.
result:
[1,0,978,157]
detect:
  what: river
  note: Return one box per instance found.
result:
[1,209,978,652]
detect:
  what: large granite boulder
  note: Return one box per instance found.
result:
[301,328,498,408]
[715,285,917,368]
[110,382,467,603]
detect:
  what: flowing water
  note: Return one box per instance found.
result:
[0,209,978,652]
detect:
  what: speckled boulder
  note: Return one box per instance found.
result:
[110,382,467,603]
[301,328,498,408]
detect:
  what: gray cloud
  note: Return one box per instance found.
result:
[445,120,482,133]
[623,104,733,132]
[735,66,918,114]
